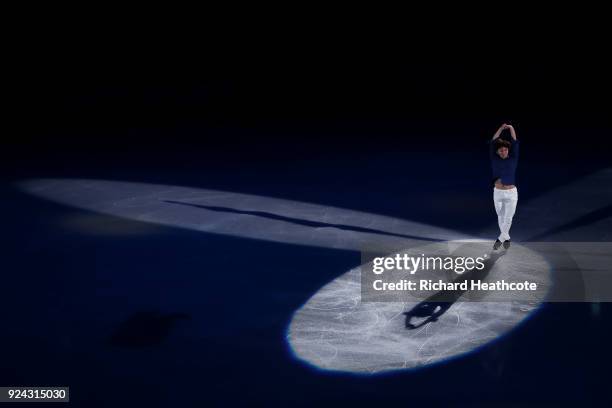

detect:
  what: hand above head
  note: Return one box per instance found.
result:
[493,124,508,140]
[506,124,517,140]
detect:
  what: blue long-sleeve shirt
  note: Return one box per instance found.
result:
[489,139,519,185]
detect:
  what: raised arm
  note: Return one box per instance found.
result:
[508,124,519,158]
[491,124,507,141]
[507,124,517,141]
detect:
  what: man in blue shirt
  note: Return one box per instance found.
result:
[490,123,519,250]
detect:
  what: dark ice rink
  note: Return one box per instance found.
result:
[2,144,611,406]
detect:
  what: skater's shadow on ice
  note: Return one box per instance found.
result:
[404,250,505,329]
[108,311,191,348]
[162,200,442,242]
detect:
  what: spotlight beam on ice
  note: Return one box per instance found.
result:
[288,239,552,374]
[18,178,468,251]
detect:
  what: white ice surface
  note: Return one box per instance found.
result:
[288,241,550,373]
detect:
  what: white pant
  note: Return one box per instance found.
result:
[493,187,518,241]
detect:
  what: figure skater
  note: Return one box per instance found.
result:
[490,123,519,250]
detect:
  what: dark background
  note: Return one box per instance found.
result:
[6,38,611,177]
[3,31,612,406]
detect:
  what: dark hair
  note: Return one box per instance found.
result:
[495,139,511,150]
